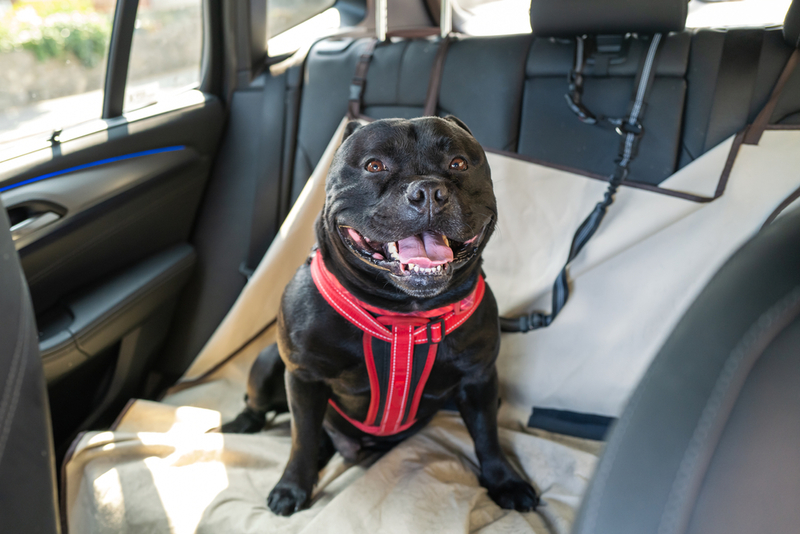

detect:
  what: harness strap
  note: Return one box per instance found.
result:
[310,251,485,342]
[502,33,663,333]
[310,250,484,434]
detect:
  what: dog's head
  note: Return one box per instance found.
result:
[318,116,496,303]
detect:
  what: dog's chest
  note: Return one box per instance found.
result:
[327,336,463,422]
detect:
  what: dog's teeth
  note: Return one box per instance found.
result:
[387,242,398,253]
[443,236,450,247]
[436,265,442,272]
[413,264,420,272]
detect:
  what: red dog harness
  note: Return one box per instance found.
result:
[310,250,485,436]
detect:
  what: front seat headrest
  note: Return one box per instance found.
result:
[786,0,800,47]
[530,0,688,38]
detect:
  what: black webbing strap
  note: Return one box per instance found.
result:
[564,36,598,124]
[348,38,379,119]
[500,33,663,333]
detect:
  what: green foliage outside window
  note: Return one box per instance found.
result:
[0,0,111,68]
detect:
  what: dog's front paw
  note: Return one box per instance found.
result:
[267,482,309,516]
[483,478,539,512]
[220,407,266,434]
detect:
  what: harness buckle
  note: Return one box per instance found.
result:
[426,317,446,344]
[614,120,643,137]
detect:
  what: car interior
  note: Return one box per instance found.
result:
[1,0,799,531]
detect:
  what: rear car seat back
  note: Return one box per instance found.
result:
[518,34,690,185]
[680,27,800,168]
[291,34,532,204]
[519,0,690,186]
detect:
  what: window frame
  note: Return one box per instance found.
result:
[0,0,210,164]
[103,0,140,119]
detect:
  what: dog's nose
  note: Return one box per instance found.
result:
[407,181,449,211]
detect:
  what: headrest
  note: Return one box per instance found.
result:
[786,0,800,48]
[530,0,687,38]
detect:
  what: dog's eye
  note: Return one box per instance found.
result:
[365,159,386,173]
[450,157,468,171]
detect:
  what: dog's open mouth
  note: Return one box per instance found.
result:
[338,225,484,276]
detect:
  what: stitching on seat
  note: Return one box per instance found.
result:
[0,275,31,464]
[656,285,800,534]
[579,332,663,530]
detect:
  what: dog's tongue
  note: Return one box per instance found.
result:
[396,232,453,268]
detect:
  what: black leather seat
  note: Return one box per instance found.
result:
[290,33,532,204]
[0,200,60,533]
[571,13,800,522]
[574,208,800,534]
[520,0,690,185]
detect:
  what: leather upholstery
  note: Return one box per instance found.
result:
[518,33,690,185]
[530,0,687,37]
[291,34,532,204]
[0,200,60,533]
[572,207,800,534]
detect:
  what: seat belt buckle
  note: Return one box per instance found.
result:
[349,79,365,101]
[426,317,446,343]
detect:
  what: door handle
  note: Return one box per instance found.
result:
[10,211,61,242]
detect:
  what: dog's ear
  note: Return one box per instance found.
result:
[443,115,473,135]
[343,121,362,141]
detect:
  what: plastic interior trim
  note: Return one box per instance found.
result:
[0,146,187,193]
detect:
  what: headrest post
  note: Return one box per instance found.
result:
[376,0,387,41]
[440,0,452,38]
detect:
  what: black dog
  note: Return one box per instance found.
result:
[223,116,538,516]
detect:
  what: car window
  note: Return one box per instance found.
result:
[453,0,794,36]
[0,0,114,147]
[453,0,531,36]
[268,0,335,41]
[266,0,338,57]
[123,0,204,112]
[685,0,793,28]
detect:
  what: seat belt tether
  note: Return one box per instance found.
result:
[502,34,663,333]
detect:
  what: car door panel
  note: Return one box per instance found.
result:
[0,92,225,451]
[40,243,195,385]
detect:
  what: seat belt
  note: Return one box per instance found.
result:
[347,38,380,120]
[348,33,453,121]
[501,34,663,333]
[423,34,453,116]
[240,71,291,279]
